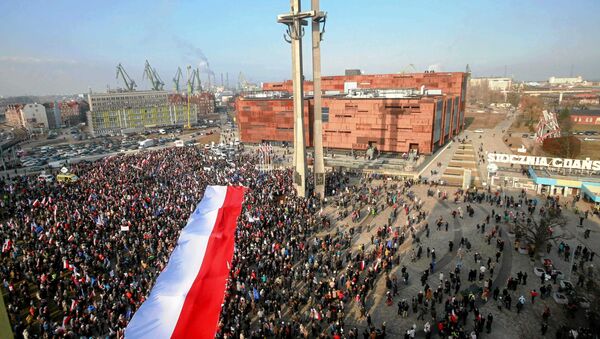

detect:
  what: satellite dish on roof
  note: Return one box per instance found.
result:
[487,163,498,174]
[60,167,69,174]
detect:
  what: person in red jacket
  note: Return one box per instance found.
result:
[530,289,539,304]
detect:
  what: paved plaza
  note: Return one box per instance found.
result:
[315,178,598,338]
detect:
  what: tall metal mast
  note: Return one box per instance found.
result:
[311,0,326,198]
[278,0,316,198]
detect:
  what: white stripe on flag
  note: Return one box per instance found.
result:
[125,186,243,339]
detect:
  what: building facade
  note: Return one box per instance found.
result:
[549,76,584,85]
[236,72,468,154]
[4,105,23,127]
[168,93,216,123]
[43,102,62,129]
[570,110,600,125]
[59,100,86,127]
[5,103,51,131]
[469,77,512,92]
[87,91,198,135]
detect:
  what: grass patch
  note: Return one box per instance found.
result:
[580,141,600,159]
[464,112,507,130]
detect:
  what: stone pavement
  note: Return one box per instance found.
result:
[321,183,599,338]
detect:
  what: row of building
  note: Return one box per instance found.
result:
[236,71,468,155]
[4,101,87,132]
[3,91,216,135]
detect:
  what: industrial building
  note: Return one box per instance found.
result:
[469,77,512,92]
[88,91,175,135]
[548,76,584,85]
[87,91,217,135]
[236,72,468,154]
[570,109,600,125]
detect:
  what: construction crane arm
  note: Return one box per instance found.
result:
[143,60,164,91]
[173,67,182,92]
[116,63,137,91]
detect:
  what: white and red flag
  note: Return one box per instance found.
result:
[125,186,245,339]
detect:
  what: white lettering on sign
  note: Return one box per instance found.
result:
[487,153,600,171]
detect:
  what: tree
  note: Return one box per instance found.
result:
[507,92,521,108]
[557,108,574,136]
[512,207,570,256]
[520,96,544,127]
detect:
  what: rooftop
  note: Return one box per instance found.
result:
[570,109,600,116]
[240,88,449,100]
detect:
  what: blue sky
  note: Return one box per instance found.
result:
[1,0,599,96]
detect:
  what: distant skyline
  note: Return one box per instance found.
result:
[1,0,599,96]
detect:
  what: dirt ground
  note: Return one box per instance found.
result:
[580,140,600,158]
[464,111,507,130]
[194,133,221,145]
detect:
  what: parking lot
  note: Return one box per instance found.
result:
[1,123,226,174]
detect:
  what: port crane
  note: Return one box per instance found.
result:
[143,60,165,91]
[399,64,416,74]
[173,67,182,92]
[238,71,248,91]
[193,68,202,93]
[116,63,137,91]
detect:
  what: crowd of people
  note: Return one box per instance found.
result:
[0,147,260,337]
[0,143,597,338]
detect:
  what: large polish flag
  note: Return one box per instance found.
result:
[125,185,245,339]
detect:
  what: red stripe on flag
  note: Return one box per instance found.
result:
[170,186,245,339]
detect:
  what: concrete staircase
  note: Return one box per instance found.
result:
[441,143,483,188]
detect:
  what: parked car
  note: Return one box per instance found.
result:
[37,173,54,183]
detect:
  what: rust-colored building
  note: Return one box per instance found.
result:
[570,109,600,125]
[236,72,468,154]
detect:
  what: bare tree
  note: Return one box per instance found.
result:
[520,95,544,128]
[513,207,569,255]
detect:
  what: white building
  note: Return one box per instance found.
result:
[548,76,583,85]
[21,103,50,131]
[469,77,512,92]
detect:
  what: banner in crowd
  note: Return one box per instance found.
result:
[125,185,245,339]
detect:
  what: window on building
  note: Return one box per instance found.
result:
[322,107,329,122]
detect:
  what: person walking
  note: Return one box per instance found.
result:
[424,321,432,339]
[530,289,538,304]
[486,313,493,334]
[541,321,548,335]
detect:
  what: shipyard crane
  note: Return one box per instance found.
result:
[399,64,416,74]
[116,63,137,91]
[238,72,248,91]
[186,66,196,94]
[143,60,165,91]
[173,67,182,92]
[193,68,202,93]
